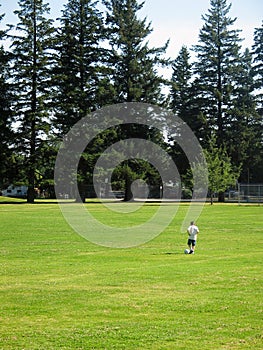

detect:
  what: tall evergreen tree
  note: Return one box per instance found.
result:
[170,46,192,120]
[170,46,195,176]
[53,0,106,136]
[193,0,243,148]
[170,45,206,140]
[103,0,169,105]
[251,22,263,183]
[0,9,14,189]
[252,21,263,117]
[52,0,111,202]
[103,0,169,200]
[9,0,55,203]
[227,49,262,182]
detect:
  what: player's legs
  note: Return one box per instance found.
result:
[189,240,196,254]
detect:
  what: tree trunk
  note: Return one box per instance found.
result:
[76,184,86,203]
[27,2,37,204]
[218,191,225,203]
[124,173,133,202]
[27,178,35,204]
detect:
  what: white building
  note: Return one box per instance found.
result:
[1,185,28,198]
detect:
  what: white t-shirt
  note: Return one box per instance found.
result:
[187,224,199,240]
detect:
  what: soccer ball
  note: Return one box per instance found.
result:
[184,249,190,254]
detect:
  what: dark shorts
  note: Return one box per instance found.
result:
[188,239,196,246]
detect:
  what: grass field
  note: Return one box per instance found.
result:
[0,199,262,349]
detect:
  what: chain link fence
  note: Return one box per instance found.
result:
[237,183,263,204]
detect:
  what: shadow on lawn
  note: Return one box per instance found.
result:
[0,198,184,205]
[0,198,127,205]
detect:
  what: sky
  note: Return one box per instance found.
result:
[0,0,262,61]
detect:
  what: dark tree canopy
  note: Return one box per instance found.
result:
[0,0,262,200]
[8,0,55,202]
[0,10,15,188]
[103,0,169,105]
[193,0,243,146]
[52,0,106,136]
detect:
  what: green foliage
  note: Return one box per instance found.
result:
[170,46,193,118]
[252,23,263,179]
[252,21,263,96]
[99,0,170,200]
[205,135,241,203]
[169,45,207,175]
[8,0,55,202]
[103,0,169,104]
[189,0,262,183]
[181,188,192,199]
[53,0,106,135]
[0,0,262,197]
[184,133,240,204]
[193,0,243,145]
[0,8,14,188]
[226,48,262,182]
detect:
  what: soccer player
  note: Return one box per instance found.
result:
[187,221,199,254]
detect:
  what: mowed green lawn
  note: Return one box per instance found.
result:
[0,199,262,349]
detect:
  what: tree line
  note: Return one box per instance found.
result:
[0,0,262,203]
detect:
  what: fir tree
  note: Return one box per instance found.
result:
[52,0,111,202]
[193,0,243,147]
[170,46,192,120]
[103,0,169,104]
[251,21,263,182]
[53,0,106,136]
[9,0,55,203]
[103,0,169,200]
[252,21,263,116]
[170,45,206,139]
[0,9,14,188]
[227,49,262,182]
